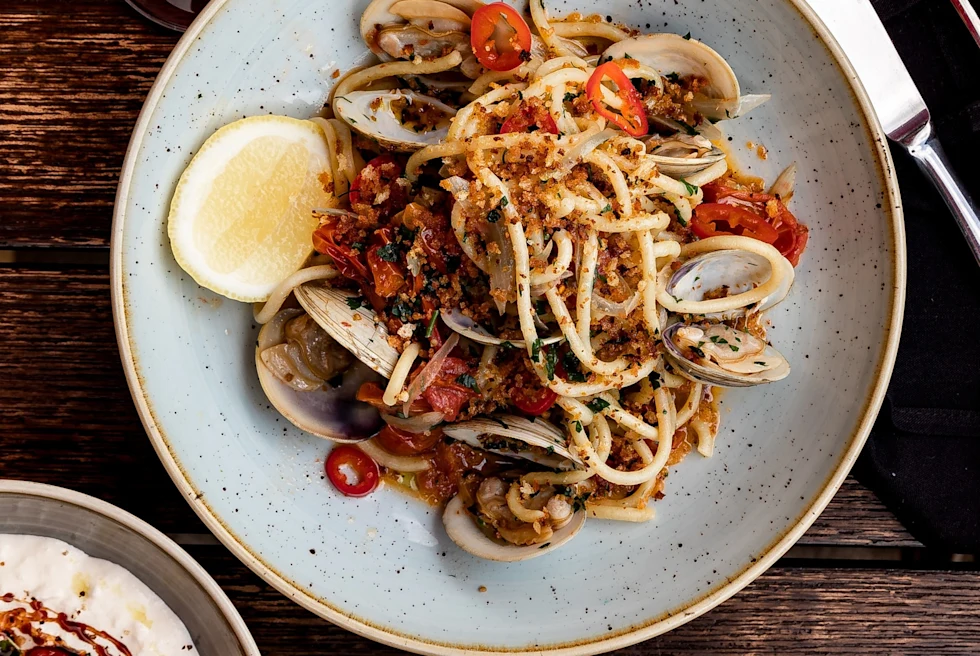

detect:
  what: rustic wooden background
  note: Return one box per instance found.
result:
[2,1,979,654]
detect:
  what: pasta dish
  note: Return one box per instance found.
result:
[170,0,809,561]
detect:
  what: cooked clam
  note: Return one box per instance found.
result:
[662,322,790,387]
[376,24,470,61]
[361,0,483,60]
[255,309,385,442]
[601,34,769,120]
[440,308,564,348]
[665,248,794,319]
[334,90,457,151]
[646,133,726,177]
[442,414,584,469]
[443,489,586,561]
[293,283,400,377]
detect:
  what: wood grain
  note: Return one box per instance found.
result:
[0,266,917,546]
[0,1,178,248]
[188,544,980,655]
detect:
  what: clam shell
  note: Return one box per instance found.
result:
[662,322,790,388]
[255,312,384,442]
[293,284,400,378]
[334,90,456,151]
[442,414,584,469]
[361,0,483,58]
[443,495,586,561]
[665,248,793,319]
[440,308,564,348]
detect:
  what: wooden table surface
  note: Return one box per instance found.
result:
[2,1,979,654]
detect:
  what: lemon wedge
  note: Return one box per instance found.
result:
[167,115,334,302]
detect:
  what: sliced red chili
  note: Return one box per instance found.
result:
[470,2,533,72]
[691,203,780,243]
[586,61,648,137]
[325,445,380,497]
[500,102,559,134]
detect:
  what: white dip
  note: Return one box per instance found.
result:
[0,534,196,654]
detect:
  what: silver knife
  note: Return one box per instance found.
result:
[806,0,980,265]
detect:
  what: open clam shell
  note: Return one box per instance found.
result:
[334,90,457,151]
[440,309,564,348]
[361,0,483,59]
[662,322,790,387]
[443,495,586,561]
[665,248,794,320]
[442,414,584,469]
[293,284,400,378]
[647,134,726,177]
[601,34,768,120]
[255,310,384,442]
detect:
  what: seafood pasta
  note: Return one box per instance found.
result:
[171,0,809,560]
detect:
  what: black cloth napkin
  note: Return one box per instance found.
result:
[852,0,980,552]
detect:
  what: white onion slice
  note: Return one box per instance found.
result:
[592,290,641,318]
[382,411,446,433]
[560,127,618,171]
[402,333,459,416]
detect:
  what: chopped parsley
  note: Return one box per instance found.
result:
[531,337,543,362]
[562,350,587,382]
[486,208,501,223]
[350,241,364,251]
[545,346,558,381]
[681,179,699,196]
[425,310,439,338]
[573,420,583,432]
[649,371,662,389]
[500,340,516,349]
[376,241,400,262]
[602,203,612,213]
[345,296,365,310]
[456,372,480,392]
[391,300,414,321]
[585,398,610,413]
[729,344,740,352]
[500,196,510,208]
[563,91,580,102]
[709,335,728,345]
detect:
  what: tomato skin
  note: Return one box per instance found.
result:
[500,102,559,134]
[375,424,444,456]
[512,384,558,415]
[356,381,432,414]
[365,227,407,298]
[312,218,370,282]
[325,445,380,497]
[698,181,809,266]
[586,61,648,137]
[350,153,409,220]
[691,203,780,242]
[413,356,479,422]
[470,2,532,72]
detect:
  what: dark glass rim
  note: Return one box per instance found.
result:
[124,0,200,32]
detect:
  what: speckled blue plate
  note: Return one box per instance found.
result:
[111,0,905,653]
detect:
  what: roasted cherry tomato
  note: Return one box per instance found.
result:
[585,61,648,137]
[500,101,559,134]
[375,424,444,456]
[312,218,370,282]
[365,227,407,298]
[512,383,558,415]
[325,445,380,497]
[356,381,432,414]
[470,2,532,72]
[700,181,809,266]
[416,356,479,422]
[691,203,780,243]
[349,153,409,220]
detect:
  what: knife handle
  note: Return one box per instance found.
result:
[902,121,980,266]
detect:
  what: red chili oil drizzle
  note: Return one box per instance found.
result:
[1,595,132,656]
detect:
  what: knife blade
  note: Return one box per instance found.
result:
[806,0,980,265]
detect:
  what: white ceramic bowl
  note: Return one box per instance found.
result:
[0,480,259,655]
[111,0,905,653]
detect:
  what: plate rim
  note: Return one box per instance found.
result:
[0,479,261,655]
[109,0,907,652]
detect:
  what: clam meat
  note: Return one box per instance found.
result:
[662,322,790,387]
[333,90,457,151]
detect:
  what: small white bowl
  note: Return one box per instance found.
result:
[0,480,260,656]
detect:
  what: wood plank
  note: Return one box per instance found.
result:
[188,545,980,655]
[0,266,917,546]
[0,1,179,248]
